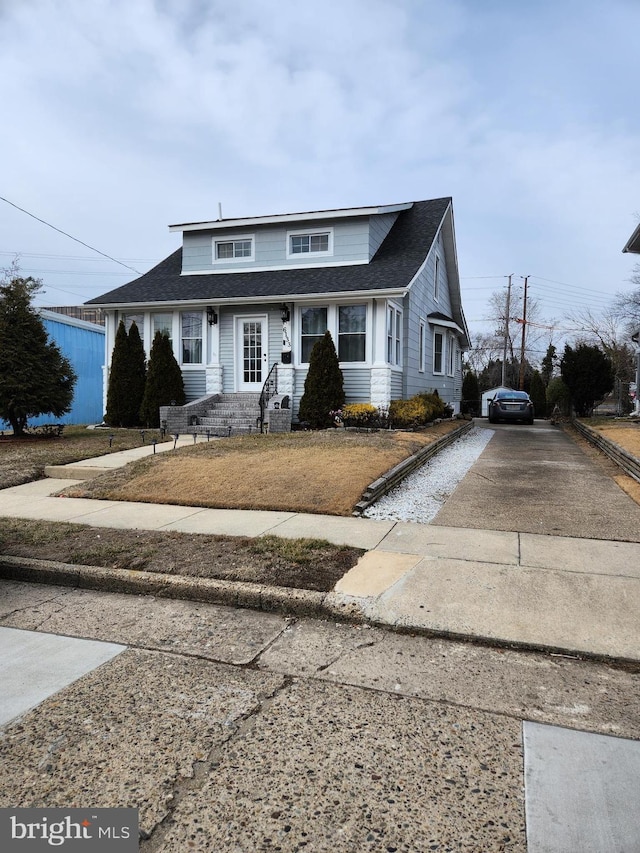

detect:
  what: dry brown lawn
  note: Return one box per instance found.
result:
[63,422,464,516]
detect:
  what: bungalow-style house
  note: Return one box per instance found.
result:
[87,198,470,432]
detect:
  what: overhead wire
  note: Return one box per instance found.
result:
[0,195,142,274]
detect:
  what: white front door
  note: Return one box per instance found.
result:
[236,316,267,392]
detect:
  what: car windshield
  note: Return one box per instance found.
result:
[495,391,529,400]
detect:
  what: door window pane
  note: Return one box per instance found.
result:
[338,305,366,362]
[243,321,263,384]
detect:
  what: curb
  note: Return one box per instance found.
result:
[3,555,638,668]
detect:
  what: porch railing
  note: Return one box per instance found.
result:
[258,363,278,433]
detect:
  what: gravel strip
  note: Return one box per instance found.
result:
[363,426,494,523]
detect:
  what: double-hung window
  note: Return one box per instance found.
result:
[122,313,143,334]
[152,312,173,346]
[433,331,444,375]
[387,305,402,366]
[448,334,456,376]
[181,311,202,364]
[213,236,254,263]
[300,307,327,362]
[338,305,366,362]
[418,319,426,372]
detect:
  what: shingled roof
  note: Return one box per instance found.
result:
[87,198,452,306]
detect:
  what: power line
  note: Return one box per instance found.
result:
[0,196,142,275]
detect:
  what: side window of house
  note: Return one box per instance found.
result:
[448,334,456,376]
[433,331,444,374]
[387,305,402,366]
[181,311,202,364]
[152,313,173,346]
[418,319,426,372]
[338,305,366,362]
[301,307,327,362]
[434,255,440,301]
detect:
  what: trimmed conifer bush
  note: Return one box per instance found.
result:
[140,331,186,427]
[105,320,147,427]
[298,331,345,428]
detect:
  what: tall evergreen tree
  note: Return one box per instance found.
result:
[529,370,546,418]
[140,331,185,427]
[298,331,345,428]
[105,320,147,427]
[461,370,480,416]
[127,321,147,426]
[0,275,76,435]
[561,343,614,417]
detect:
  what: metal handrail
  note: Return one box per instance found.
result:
[258,363,278,433]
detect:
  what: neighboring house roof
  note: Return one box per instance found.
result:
[623,222,640,255]
[87,198,452,305]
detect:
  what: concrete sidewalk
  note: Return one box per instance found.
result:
[1,438,639,662]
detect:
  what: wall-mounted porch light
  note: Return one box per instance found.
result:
[281,304,290,322]
[207,306,218,326]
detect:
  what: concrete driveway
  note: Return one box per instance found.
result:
[434,420,640,541]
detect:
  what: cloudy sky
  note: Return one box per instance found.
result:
[1,0,639,344]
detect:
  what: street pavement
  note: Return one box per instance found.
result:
[0,421,639,850]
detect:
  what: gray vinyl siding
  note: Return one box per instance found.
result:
[403,232,462,406]
[182,218,371,272]
[292,367,370,420]
[390,370,404,401]
[369,213,399,259]
[183,370,206,401]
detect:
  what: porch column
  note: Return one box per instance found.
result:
[371,299,392,409]
[206,307,223,394]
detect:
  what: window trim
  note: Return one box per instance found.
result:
[286,227,334,260]
[212,234,255,264]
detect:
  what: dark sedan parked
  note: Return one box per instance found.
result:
[488,389,535,424]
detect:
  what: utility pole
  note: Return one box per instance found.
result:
[501,274,513,387]
[518,275,529,390]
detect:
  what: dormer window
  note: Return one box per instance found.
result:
[287,227,333,259]
[213,235,254,263]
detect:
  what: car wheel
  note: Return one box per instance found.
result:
[527,418,534,425]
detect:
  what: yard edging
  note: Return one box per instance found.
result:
[571,420,640,484]
[352,420,473,515]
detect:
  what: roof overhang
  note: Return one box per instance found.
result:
[89,288,408,311]
[169,202,413,233]
[623,223,640,255]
